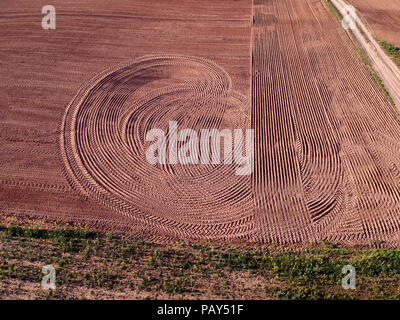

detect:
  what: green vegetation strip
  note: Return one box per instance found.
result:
[325,0,342,22]
[0,225,98,240]
[0,224,400,299]
[378,40,400,67]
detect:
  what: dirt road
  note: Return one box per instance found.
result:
[331,0,400,109]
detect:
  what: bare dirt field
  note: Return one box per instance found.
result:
[347,0,400,48]
[0,0,251,241]
[1,0,400,246]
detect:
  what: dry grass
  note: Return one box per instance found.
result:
[1,217,399,300]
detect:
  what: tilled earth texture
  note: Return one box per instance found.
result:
[1,0,400,246]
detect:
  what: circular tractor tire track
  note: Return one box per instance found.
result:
[60,55,255,241]
[57,0,400,246]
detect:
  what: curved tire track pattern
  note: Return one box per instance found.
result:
[61,55,255,241]
[251,0,400,245]
[60,1,400,245]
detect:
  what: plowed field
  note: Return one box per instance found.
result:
[348,0,400,47]
[2,0,400,245]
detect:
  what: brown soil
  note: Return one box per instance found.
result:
[347,0,400,48]
[2,0,400,246]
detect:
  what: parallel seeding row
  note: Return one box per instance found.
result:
[61,56,255,241]
[251,0,400,244]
